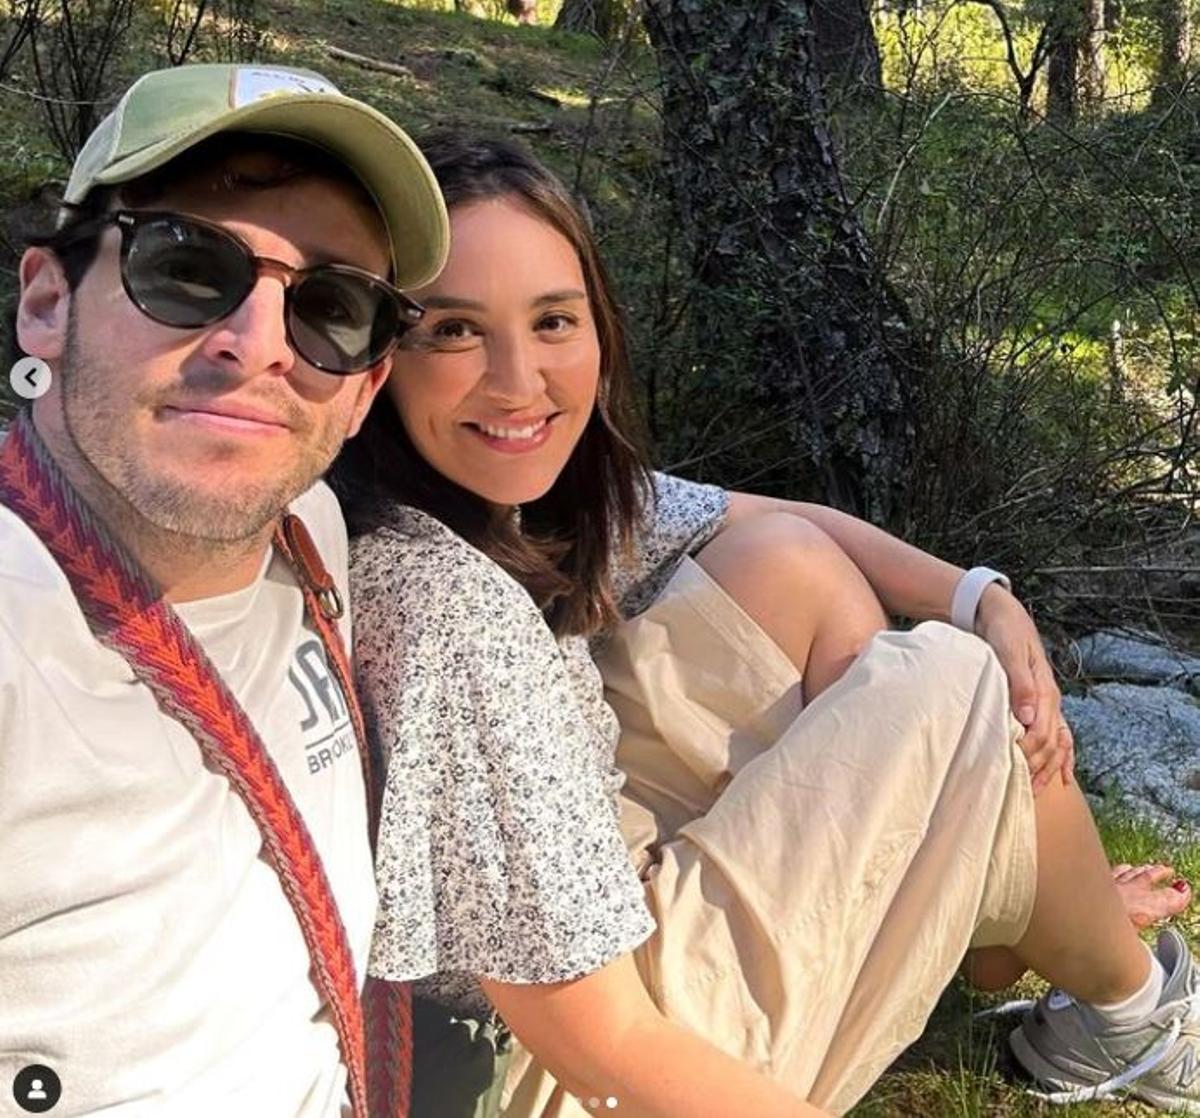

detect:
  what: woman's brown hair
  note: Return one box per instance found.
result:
[329,134,653,637]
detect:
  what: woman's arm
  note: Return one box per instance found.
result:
[722,491,1072,791]
[483,955,823,1118]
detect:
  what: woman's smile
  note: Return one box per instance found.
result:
[463,413,561,454]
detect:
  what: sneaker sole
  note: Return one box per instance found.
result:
[1131,1083,1200,1115]
[1009,1025,1111,1098]
[1010,1025,1200,1114]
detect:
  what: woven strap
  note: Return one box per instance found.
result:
[274,516,414,1114]
[0,410,409,1117]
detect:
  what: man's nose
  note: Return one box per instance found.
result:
[200,274,296,377]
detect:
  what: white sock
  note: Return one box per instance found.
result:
[1082,943,1166,1028]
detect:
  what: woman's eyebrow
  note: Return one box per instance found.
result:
[420,295,487,310]
[419,290,588,310]
[533,289,587,306]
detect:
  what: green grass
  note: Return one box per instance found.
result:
[0,0,642,212]
[262,0,617,133]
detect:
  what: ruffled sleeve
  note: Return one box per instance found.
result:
[613,471,730,619]
[350,510,654,990]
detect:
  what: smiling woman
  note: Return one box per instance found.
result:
[334,138,647,641]
[385,197,600,507]
[330,135,1197,1118]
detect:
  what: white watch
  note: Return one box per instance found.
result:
[950,567,1012,633]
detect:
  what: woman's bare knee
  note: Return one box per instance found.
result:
[695,513,887,695]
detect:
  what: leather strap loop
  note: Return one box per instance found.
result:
[283,511,345,620]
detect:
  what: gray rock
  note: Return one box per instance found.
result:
[1064,683,1200,832]
[1073,629,1200,692]
[441,47,484,67]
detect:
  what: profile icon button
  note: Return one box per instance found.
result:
[12,1064,61,1113]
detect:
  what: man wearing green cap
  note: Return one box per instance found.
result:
[0,63,447,1116]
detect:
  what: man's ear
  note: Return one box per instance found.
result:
[16,247,71,361]
[345,355,392,440]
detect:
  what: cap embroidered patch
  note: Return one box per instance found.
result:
[230,67,340,109]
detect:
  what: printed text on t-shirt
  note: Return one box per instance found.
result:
[287,638,357,775]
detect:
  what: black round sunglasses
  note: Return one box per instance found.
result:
[55,209,425,375]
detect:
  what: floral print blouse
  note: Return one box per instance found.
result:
[350,472,729,1016]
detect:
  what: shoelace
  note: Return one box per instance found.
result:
[975,990,1200,1105]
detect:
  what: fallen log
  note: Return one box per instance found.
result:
[326,45,414,81]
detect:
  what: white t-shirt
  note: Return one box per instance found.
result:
[0,473,375,1117]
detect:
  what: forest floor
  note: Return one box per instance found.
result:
[3,3,1200,1114]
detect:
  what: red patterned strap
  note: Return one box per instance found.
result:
[0,410,409,1117]
[274,517,413,1113]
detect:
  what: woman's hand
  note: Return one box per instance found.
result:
[974,583,1073,793]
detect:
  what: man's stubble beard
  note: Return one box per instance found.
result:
[59,317,350,544]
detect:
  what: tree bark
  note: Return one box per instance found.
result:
[1081,0,1106,107]
[1153,0,1191,101]
[554,0,623,38]
[811,0,883,99]
[1045,0,1104,122]
[644,0,921,525]
[1046,18,1079,121]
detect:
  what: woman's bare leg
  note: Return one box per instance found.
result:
[966,865,1191,991]
[695,512,887,703]
[1000,775,1151,1002]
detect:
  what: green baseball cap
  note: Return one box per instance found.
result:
[63,63,448,289]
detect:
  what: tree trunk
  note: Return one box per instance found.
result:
[1081,0,1106,108]
[1046,19,1078,121]
[1045,0,1104,123]
[1153,0,1191,100]
[1,0,43,84]
[554,0,623,38]
[29,0,138,161]
[644,0,921,525]
[811,0,883,99]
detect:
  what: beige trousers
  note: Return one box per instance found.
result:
[503,558,1038,1117]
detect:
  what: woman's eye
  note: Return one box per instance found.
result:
[434,319,475,340]
[399,318,482,353]
[537,312,577,335]
[429,319,483,350]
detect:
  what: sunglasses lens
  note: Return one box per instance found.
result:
[118,213,408,374]
[289,271,401,373]
[123,217,252,328]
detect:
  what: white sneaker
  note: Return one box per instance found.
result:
[1009,929,1200,1110]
